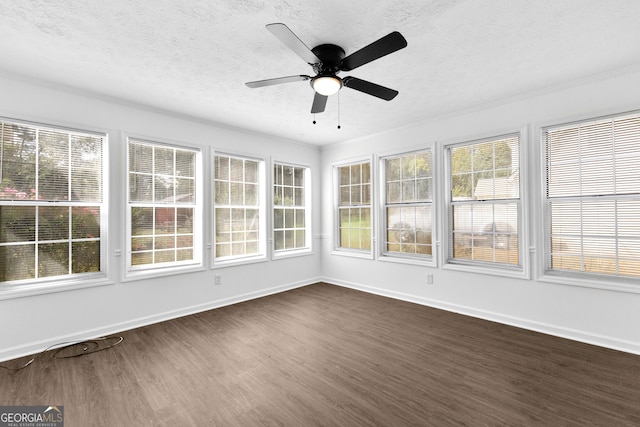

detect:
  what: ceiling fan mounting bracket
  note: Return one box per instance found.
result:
[311,44,346,75]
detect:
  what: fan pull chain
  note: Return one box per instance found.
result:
[337,92,341,129]
[313,113,316,125]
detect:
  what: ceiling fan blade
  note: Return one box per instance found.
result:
[343,76,399,101]
[340,31,407,72]
[266,23,321,65]
[245,75,310,88]
[311,92,328,113]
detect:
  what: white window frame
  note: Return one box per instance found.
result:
[379,147,436,267]
[537,110,640,293]
[272,160,312,259]
[212,151,267,267]
[442,129,528,279]
[0,117,110,300]
[124,135,204,280]
[332,156,374,259]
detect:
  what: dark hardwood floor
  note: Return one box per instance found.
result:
[2,282,640,426]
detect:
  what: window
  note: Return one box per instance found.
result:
[273,163,310,255]
[382,150,433,260]
[543,112,640,280]
[336,160,372,253]
[127,138,201,272]
[0,119,105,284]
[446,134,521,268]
[213,153,265,262]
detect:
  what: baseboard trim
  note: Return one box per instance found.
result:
[0,278,320,363]
[321,277,640,356]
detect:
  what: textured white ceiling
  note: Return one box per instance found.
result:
[1,0,640,145]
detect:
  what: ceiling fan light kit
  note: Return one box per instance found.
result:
[246,23,407,119]
[312,75,342,96]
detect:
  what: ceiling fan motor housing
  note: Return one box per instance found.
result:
[311,44,346,75]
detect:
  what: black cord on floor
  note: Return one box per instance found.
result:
[0,335,124,372]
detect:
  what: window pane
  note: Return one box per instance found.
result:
[38,206,69,240]
[452,174,472,200]
[0,206,35,243]
[38,242,69,278]
[154,147,174,175]
[294,168,304,186]
[350,164,361,184]
[71,206,100,239]
[132,207,153,236]
[215,156,229,180]
[71,135,102,202]
[38,130,69,201]
[386,158,401,181]
[176,150,195,178]
[175,178,195,203]
[1,123,37,199]
[154,175,175,202]
[230,158,244,181]
[215,180,229,205]
[416,178,432,201]
[245,160,258,183]
[72,241,100,273]
[0,244,35,281]
[295,209,305,228]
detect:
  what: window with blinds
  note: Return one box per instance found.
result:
[336,161,371,252]
[382,150,433,259]
[213,153,265,261]
[447,134,521,268]
[273,163,310,253]
[0,119,105,283]
[544,112,640,279]
[127,138,200,270]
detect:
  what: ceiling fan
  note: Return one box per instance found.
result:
[245,23,408,114]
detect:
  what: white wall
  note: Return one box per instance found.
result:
[320,68,640,355]
[0,75,322,361]
[3,67,640,362]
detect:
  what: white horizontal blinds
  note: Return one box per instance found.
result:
[71,134,103,202]
[214,154,261,259]
[0,119,104,283]
[545,112,640,278]
[273,163,306,251]
[448,134,520,266]
[385,150,433,257]
[338,161,371,250]
[128,139,197,268]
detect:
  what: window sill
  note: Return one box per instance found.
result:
[538,271,640,294]
[443,260,528,280]
[0,275,114,301]
[273,248,313,260]
[331,249,374,260]
[379,253,436,267]
[212,254,269,269]
[124,263,206,282]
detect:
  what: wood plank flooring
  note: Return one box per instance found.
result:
[2,282,640,426]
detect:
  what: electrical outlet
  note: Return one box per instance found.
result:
[214,275,222,286]
[426,273,434,284]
